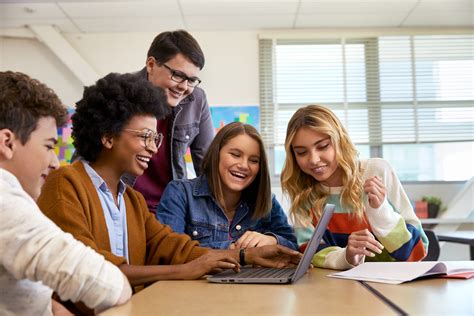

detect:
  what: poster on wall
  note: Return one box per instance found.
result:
[53,105,261,175]
[56,109,75,166]
[210,105,260,131]
[185,105,260,177]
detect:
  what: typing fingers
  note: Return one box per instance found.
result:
[211,260,240,272]
[275,245,302,265]
[214,254,241,272]
[252,257,289,269]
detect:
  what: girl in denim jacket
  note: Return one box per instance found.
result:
[157,122,298,250]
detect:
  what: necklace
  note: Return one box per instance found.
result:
[223,200,240,221]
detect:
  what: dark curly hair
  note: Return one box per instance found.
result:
[147,30,205,69]
[0,71,67,144]
[72,72,170,162]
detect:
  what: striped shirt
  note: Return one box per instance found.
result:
[296,158,428,270]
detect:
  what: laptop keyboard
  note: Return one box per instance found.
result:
[236,268,295,279]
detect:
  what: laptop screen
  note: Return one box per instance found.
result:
[291,203,335,282]
[207,203,335,284]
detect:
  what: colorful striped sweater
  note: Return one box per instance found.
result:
[296,158,428,270]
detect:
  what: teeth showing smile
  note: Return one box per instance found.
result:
[230,171,247,179]
[137,155,150,163]
[136,155,151,169]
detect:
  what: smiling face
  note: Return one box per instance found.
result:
[0,116,60,200]
[291,127,343,187]
[108,115,158,177]
[146,53,201,107]
[218,133,261,197]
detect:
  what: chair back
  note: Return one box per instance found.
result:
[423,229,440,261]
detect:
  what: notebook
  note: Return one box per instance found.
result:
[208,204,335,284]
[329,261,474,284]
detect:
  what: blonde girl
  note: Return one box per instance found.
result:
[281,105,428,269]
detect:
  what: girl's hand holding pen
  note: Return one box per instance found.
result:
[345,229,384,266]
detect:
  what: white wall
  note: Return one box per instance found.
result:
[2,29,467,207]
[2,29,470,261]
[1,30,259,107]
[0,36,84,107]
[402,182,466,207]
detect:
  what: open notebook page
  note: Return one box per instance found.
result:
[328,261,474,284]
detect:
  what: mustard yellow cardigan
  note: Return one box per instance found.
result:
[38,161,208,267]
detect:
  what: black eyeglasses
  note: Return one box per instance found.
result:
[123,129,164,151]
[154,58,202,88]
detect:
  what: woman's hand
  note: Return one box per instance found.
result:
[364,176,386,209]
[234,231,278,249]
[178,251,240,279]
[345,229,384,266]
[245,245,302,268]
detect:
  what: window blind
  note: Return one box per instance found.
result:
[259,35,474,147]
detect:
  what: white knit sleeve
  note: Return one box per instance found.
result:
[0,185,130,309]
[362,158,413,252]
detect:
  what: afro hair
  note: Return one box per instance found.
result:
[72,72,170,162]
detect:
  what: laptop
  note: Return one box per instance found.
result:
[208,204,335,284]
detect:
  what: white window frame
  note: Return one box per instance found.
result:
[259,30,474,184]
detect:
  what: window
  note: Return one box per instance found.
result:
[259,34,474,181]
[383,142,474,181]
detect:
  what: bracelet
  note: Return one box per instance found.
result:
[239,248,246,266]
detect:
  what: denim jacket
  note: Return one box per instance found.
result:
[156,176,298,250]
[124,68,214,186]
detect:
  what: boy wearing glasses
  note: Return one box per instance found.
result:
[38,73,302,314]
[128,30,214,211]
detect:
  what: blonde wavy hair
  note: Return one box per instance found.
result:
[281,105,364,227]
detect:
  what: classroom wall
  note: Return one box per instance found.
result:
[1,29,466,203]
[0,30,259,107]
[0,36,84,106]
[1,28,468,204]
